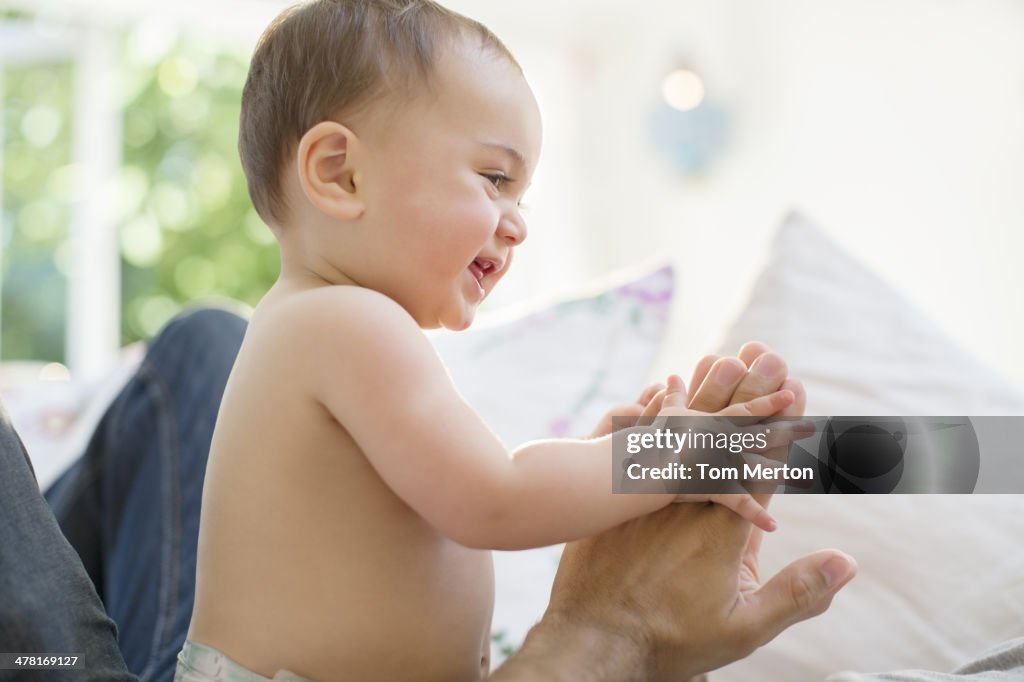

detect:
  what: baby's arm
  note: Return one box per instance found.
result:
[290,288,788,550]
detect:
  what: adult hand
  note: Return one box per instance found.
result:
[494,342,856,681]
[547,499,856,681]
[686,341,805,418]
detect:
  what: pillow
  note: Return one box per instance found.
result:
[716,211,1024,416]
[710,212,1024,681]
[432,264,673,444]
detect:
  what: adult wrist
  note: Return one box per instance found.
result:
[491,609,650,682]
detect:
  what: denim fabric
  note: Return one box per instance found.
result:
[43,308,247,681]
[0,379,136,680]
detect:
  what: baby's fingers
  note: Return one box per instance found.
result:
[716,493,777,532]
[637,382,665,406]
[662,374,688,408]
[637,387,669,425]
[720,389,794,418]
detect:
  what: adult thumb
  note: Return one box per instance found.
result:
[746,550,857,644]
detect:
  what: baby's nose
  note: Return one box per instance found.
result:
[498,213,527,245]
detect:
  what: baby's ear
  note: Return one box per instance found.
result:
[296,121,364,220]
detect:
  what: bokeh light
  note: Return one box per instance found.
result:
[157,56,198,98]
[20,105,63,148]
[38,362,71,382]
[661,68,705,112]
[120,215,164,267]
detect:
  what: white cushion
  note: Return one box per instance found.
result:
[717,211,1024,417]
[712,212,1024,680]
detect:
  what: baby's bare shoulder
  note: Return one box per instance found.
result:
[262,284,407,329]
[255,285,424,361]
[275,284,402,316]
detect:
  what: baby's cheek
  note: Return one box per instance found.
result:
[461,200,502,239]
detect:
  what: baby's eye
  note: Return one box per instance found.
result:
[483,173,509,191]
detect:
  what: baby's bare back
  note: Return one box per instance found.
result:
[187,286,494,682]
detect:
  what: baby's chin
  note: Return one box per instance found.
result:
[440,312,477,332]
[437,304,481,332]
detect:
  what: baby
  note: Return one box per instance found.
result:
[178,2,798,681]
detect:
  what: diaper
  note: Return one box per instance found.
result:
[175,640,315,682]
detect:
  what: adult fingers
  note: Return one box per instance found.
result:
[778,378,806,418]
[728,352,788,405]
[740,550,857,649]
[687,343,769,407]
[745,525,765,559]
[687,355,719,406]
[694,501,762,563]
[737,341,771,369]
[719,389,794,418]
[688,357,748,412]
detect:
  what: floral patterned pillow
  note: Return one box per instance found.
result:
[433,264,673,445]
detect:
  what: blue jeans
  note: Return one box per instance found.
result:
[0,308,246,681]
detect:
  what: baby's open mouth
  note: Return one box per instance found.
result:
[468,258,498,284]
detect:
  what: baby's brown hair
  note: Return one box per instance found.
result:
[239,0,518,225]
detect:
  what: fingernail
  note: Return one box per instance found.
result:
[715,362,743,385]
[754,354,781,376]
[821,555,854,588]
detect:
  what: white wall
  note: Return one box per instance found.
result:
[452,0,1024,390]
[8,0,1024,389]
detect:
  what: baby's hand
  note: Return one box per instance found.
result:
[656,374,793,532]
[636,370,795,425]
[586,381,666,438]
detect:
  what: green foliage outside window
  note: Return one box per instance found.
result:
[0,59,72,361]
[1,22,278,362]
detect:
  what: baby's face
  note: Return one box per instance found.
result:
[355,39,542,330]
